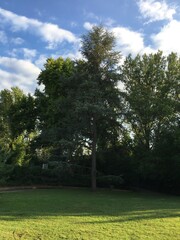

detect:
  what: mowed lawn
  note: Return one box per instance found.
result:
[0,188,179,240]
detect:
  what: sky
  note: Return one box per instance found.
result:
[0,0,180,93]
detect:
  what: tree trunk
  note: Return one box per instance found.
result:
[91,116,97,191]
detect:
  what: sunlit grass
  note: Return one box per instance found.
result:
[0,188,179,239]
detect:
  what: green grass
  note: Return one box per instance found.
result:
[0,188,179,240]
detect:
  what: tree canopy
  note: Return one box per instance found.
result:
[0,26,179,194]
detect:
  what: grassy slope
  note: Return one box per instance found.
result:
[0,188,179,240]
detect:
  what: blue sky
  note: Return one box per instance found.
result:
[0,0,179,93]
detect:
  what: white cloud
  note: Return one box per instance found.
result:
[7,49,18,58]
[0,7,79,49]
[41,23,78,49]
[83,22,95,30]
[23,48,37,59]
[104,18,116,27]
[151,20,180,54]
[8,48,37,60]
[112,26,153,55]
[138,0,176,23]
[111,19,180,57]
[0,31,7,44]
[61,51,82,60]
[11,37,24,45]
[0,57,40,93]
[35,54,47,69]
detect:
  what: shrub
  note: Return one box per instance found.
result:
[97,175,124,188]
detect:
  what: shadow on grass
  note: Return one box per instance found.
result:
[0,189,179,223]
[78,210,180,224]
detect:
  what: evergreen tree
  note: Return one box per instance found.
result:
[78,26,121,190]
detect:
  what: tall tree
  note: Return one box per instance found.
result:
[36,27,121,190]
[121,51,179,151]
[0,87,37,165]
[35,57,79,161]
[78,26,121,190]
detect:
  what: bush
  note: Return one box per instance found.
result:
[0,163,14,186]
[97,175,124,188]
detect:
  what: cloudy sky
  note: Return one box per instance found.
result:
[0,0,179,93]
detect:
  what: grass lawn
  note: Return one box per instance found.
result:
[0,188,179,240]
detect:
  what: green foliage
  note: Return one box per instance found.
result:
[121,51,179,150]
[6,134,29,166]
[153,126,180,193]
[9,94,37,138]
[97,143,136,187]
[35,57,79,160]
[37,57,74,97]
[0,162,14,185]
[0,27,179,194]
[77,26,121,189]
[0,87,37,167]
[120,51,180,193]
[97,175,124,188]
[35,27,121,190]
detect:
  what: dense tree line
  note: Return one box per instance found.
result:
[0,26,179,193]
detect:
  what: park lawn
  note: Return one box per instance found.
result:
[0,188,179,240]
